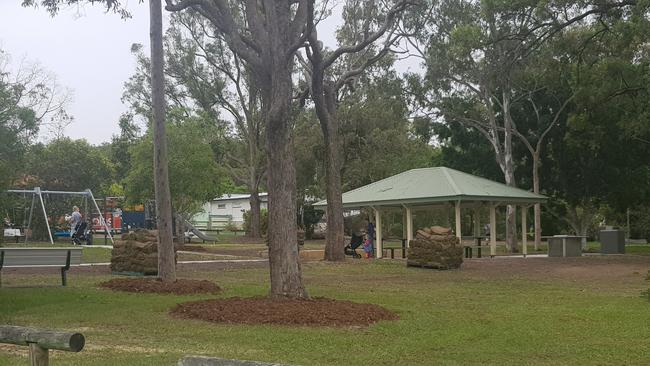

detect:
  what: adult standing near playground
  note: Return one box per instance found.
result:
[69,206,82,236]
[366,218,375,258]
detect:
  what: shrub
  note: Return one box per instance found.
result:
[243,209,268,236]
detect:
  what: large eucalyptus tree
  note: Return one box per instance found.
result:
[164,0,311,298]
[300,0,415,261]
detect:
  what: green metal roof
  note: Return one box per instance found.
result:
[314,167,547,208]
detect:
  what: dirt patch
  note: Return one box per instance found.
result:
[225,236,266,244]
[170,296,398,327]
[459,255,650,284]
[181,245,208,252]
[99,278,221,295]
[182,244,265,258]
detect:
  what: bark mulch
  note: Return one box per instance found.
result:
[99,278,221,295]
[170,296,399,327]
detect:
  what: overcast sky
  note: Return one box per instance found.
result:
[0,2,155,144]
[0,2,419,145]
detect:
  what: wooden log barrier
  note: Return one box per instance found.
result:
[0,325,85,365]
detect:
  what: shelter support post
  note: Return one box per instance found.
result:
[490,204,497,257]
[455,201,462,240]
[406,206,413,248]
[374,208,383,259]
[474,204,481,238]
[402,208,407,243]
[521,205,529,257]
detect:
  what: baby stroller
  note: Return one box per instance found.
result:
[344,232,364,258]
[72,221,93,246]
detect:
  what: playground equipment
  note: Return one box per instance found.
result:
[5,187,114,245]
[184,219,218,243]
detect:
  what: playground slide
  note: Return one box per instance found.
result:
[184,220,218,243]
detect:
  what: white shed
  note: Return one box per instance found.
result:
[193,193,268,230]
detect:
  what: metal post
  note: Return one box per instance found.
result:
[86,190,114,245]
[36,188,54,245]
[627,208,631,240]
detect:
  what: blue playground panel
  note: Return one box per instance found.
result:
[54,231,71,238]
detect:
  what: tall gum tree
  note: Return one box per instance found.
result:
[168,12,266,238]
[23,0,177,281]
[165,0,310,298]
[300,0,415,261]
[405,0,641,252]
[150,0,176,282]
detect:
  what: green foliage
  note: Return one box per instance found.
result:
[124,120,226,217]
[23,138,113,193]
[410,0,650,236]
[22,0,132,18]
[300,204,324,239]
[295,73,438,199]
[0,53,40,192]
[243,209,268,236]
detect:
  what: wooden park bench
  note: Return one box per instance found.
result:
[382,239,408,259]
[0,325,85,366]
[462,236,497,258]
[0,248,82,287]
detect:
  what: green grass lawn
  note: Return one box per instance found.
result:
[1,256,650,365]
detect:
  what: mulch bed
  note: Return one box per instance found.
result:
[170,296,399,327]
[99,278,221,295]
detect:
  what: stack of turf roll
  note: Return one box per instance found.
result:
[407,226,463,270]
[111,229,168,275]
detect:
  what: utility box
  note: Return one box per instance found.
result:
[548,235,583,257]
[600,230,625,254]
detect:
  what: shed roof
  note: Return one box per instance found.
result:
[314,167,546,208]
[212,193,268,202]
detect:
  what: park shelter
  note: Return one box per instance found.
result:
[314,167,547,258]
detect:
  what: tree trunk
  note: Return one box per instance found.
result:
[248,191,261,238]
[565,204,594,250]
[502,93,518,253]
[149,0,176,283]
[266,97,308,298]
[319,86,345,262]
[247,122,263,238]
[532,154,541,250]
[175,213,184,246]
[264,25,307,298]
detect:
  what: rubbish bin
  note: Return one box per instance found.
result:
[600,230,625,254]
[548,235,583,257]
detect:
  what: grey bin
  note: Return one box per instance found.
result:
[548,236,583,257]
[600,230,625,254]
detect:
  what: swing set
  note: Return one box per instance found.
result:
[5,187,114,245]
